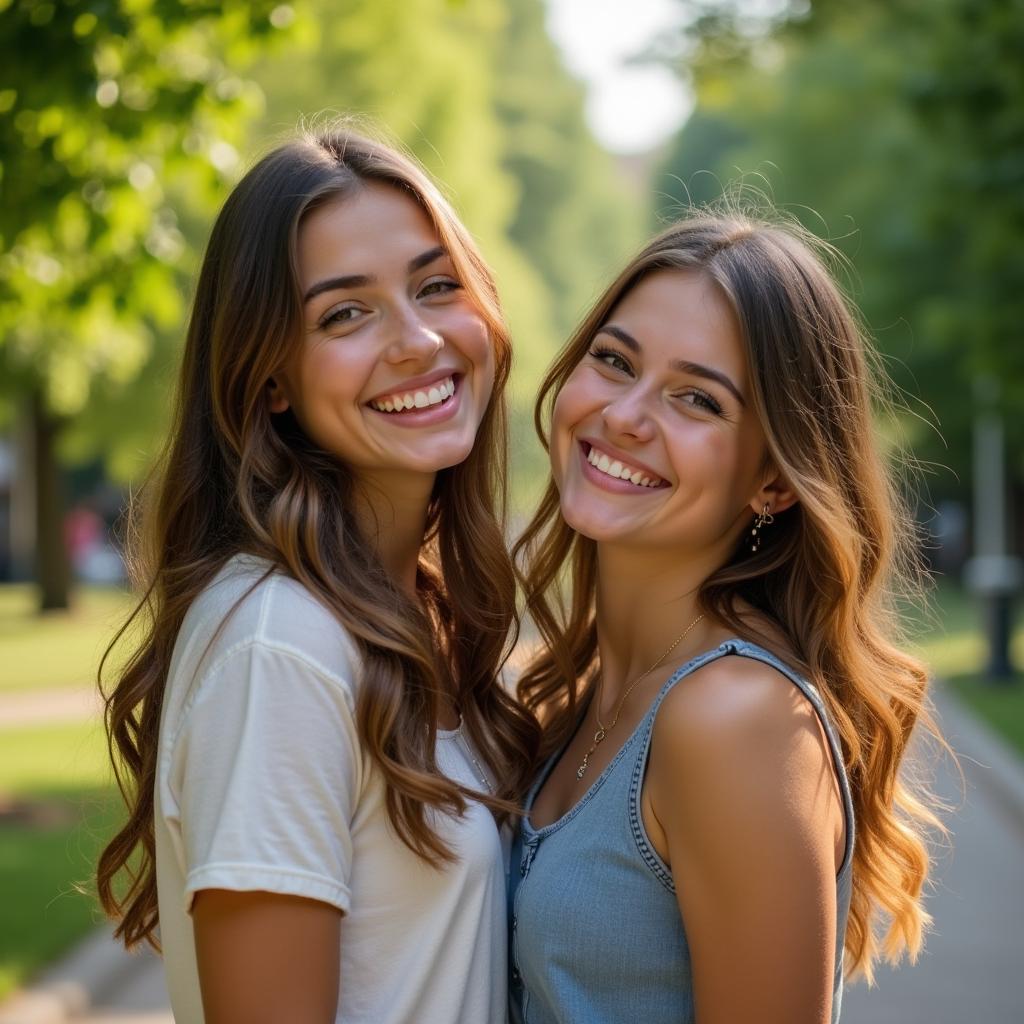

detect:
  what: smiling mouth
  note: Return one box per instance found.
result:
[369,375,457,413]
[582,441,665,488]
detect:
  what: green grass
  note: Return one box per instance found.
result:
[0,719,122,1001]
[948,672,1024,756]
[0,584,134,693]
[901,582,1024,758]
[899,581,1024,676]
[0,718,115,791]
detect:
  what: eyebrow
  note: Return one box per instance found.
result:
[303,246,448,304]
[597,324,747,407]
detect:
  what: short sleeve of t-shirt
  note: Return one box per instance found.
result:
[164,638,360,915]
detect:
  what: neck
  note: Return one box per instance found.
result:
[593,542,723,702]
[353,469,435,595]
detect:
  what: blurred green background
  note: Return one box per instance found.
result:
[1,0,1022,1003]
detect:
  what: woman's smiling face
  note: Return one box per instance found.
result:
[269,181,495,484]
[550,268,771,556]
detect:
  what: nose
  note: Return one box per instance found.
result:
[384,307,444,365]
[601,390,655,443]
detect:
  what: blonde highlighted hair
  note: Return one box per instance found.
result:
[515,209,950,981]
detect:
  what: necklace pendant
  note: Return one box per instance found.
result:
[576,754,590,780]
[593,728,606,743]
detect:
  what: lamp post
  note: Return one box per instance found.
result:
[963,376,1021,681]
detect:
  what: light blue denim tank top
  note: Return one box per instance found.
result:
[509,638,856,1024]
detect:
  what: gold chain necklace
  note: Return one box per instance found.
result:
[576,614,705,780]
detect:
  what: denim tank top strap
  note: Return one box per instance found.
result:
[509,637,856,1024]
[631,637,857,890]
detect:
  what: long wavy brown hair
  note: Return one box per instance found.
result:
[97,124,541,949]
[514,210,950,982]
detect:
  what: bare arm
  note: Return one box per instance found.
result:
[193,889,341,1023]
[647,657,845,1024]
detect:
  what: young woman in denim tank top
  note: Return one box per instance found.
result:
[512,211,947,1024]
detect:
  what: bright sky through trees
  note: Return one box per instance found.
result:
[545,0,691,153]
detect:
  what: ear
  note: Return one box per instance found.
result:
[266,376,290,415]
[748,465,798,517]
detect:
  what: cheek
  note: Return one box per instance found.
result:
[299,341,367,406]
[553,370,601,432]
[666,423,764,516]
[550,376,591,479]
[718,415,769,481]
[286,341,374,447]
[449,308,494,377]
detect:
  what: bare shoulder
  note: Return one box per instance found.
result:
[647,652,841,838]
[651,651,821,762]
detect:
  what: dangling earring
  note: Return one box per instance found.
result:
[749,503,774,554]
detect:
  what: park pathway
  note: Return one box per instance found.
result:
[0,685,101,728]
[840,683,1024,1023]
[1,678,1022,1022]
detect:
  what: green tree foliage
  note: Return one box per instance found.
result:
[653,0,1024,498]
[0,0,300,604]
[0,0,297,433]
[494,0,644,342]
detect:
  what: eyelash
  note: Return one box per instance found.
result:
[420,278,460,298]
[319,306,360,329]
[590,344,630,373]
[318,278,462,330]
[684,388,723,415]
[587,345,724,416]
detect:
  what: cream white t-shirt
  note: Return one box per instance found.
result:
[154,554,508,1023]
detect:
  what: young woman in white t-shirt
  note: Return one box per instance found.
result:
[97,125,540,1023]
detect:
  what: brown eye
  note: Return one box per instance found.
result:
[319,305,363,329]
[676,388,722,415]
[419,278,460,298]
[588,346,632,374]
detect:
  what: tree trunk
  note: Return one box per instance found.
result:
[33,391,70,611]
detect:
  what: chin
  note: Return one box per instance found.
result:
[412,439,477,474]
[559,503,625,544]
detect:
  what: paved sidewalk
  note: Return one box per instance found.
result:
[841,683,1024,1023]
[2,680,1022,1022]
[0,686,101,729]
[0,928,170,1024]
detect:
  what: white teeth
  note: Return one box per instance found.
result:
[585,445,662,488]
[370,376,455,413]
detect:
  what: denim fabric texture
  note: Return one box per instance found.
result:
[509,638,856,1024]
